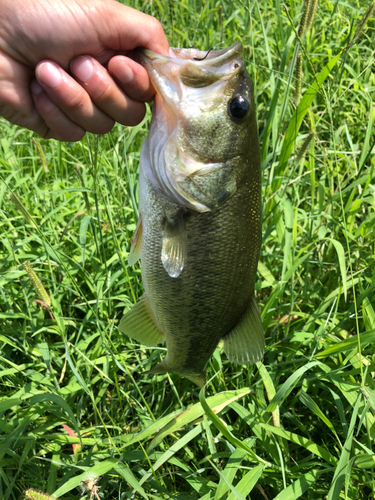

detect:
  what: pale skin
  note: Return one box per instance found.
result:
[0,0,170,141]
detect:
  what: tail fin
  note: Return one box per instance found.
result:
[145,360,206,388]
[186,371,206,388]
[144,359,169,375]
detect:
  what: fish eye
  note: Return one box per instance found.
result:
[228,96,250,121]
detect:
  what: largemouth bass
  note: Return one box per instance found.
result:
[120,42,264,387]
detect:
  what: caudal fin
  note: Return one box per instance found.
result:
[186,371,206,388]
[145,359,206,388]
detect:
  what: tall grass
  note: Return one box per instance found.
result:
[1,0,374,499]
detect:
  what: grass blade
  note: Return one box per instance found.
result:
[259,423,336,464]
[266,361,321,412]
[79,215,91,268]
[316,330,375,358]
[114,462,149,499]
[274,52,342,187]
[273,469,320,500]
[226,464,265,500]
[325,238,347,301]
[147,388,250,452]
[327,393,361,500]
[199,387,266,464]
[53,459,117,497]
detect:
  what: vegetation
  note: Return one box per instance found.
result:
[1,0,374,498]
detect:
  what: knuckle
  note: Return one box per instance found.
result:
[93,79,112,102]
[41,102,60,120]
[64,90,86,112]
[33,93,86,141]
[149,17,164,36]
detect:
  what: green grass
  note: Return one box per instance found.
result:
[1,0,375,498]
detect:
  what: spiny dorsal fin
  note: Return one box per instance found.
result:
[128,215,143,266]
[223,296,264,365]
[161,215,187,278]
[119,295,164,346]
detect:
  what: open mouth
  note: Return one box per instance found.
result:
[135,42,244,95]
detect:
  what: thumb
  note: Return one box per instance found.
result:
[98,2,170,56]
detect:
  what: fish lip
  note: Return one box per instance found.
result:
[136,41,243,67]
[135,47,170,64]
[173,42,243,67]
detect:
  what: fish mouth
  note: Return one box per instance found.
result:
[137,41,243,67]
[135,42,244,98]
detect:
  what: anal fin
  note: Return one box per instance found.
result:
[223,296,264,365]
[119,295,164,346]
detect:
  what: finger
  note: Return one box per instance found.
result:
[70,56,147,126]
[31,80,86,141]
[108,56,155,103]
[0,51,49,136]
[35,60,115,135]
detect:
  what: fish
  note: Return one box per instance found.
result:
[119,42,264,388]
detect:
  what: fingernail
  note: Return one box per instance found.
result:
[37,62,62,88]
[30,80,43,95]
[117,63,133,84]
[72,57,94,82]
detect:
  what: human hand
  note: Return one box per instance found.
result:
[0,0,170,141]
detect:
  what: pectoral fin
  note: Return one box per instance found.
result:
[119,295,164,346]
[128,215,143,266]
[223,296,264,365]
[161,216,187,278]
